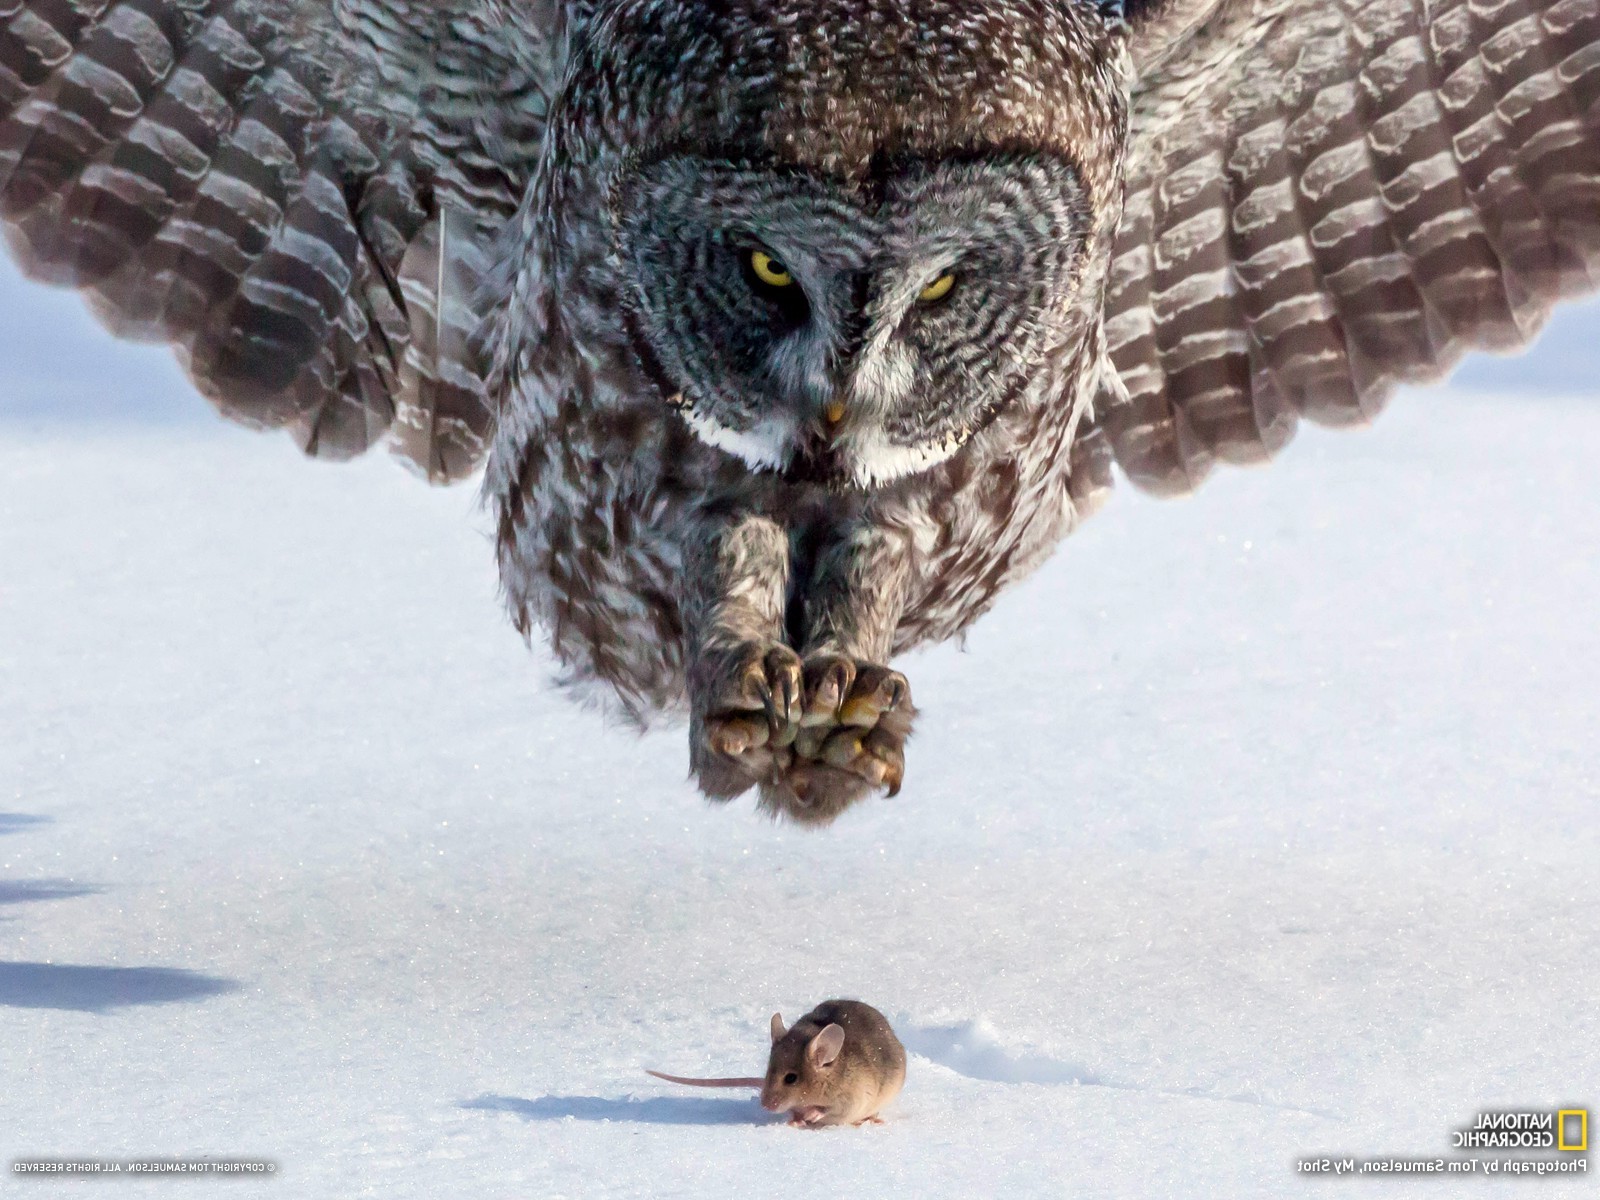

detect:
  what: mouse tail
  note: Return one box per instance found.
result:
[645,1070,764,1089]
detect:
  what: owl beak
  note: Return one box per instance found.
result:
[821,399,846,441]
[783,399,854,487]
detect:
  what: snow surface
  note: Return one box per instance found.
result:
[1,252,1598,1197]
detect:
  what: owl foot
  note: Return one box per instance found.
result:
[690,643,804,801]
[691,649,914,825]
[768,656,915,824]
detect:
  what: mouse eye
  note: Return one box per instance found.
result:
[783,1072,799,1085]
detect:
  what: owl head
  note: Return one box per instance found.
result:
[543,0,1129,488]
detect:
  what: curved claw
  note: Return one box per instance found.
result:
[838,666,909,728]
[801,656,855,727]
[863,727,905,796]
[760,647,804,731]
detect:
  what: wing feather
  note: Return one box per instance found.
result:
[0,0,569,481]
[1104,0,1600,496]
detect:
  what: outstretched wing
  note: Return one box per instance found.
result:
[1100,0,1600,495]
[0,0,573,480]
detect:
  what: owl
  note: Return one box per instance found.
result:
[2,0,1596,823]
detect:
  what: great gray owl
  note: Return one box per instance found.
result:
[2,0,1596,823]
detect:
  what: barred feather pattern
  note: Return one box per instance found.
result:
[1103,0,1600,495]
[5,0,1600,823]
[0,0,562,479]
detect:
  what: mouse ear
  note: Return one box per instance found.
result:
[808,1023,845,1068]
[770,1013,786,1043]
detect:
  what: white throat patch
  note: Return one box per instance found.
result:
[679,407,791,471]
[845,428,968,487]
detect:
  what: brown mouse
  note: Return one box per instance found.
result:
[646,999,906,1127]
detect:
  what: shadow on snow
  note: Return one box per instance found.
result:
[0,879,101,905]
[0,813,53,836]
[0,962,240,1013]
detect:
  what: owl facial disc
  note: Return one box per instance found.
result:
[615,151,1091,489]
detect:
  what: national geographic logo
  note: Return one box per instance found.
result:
[1297,1106,1590,1179]
[1455,1109,1588,1152]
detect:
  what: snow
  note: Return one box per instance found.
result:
[2,252,1598,1196]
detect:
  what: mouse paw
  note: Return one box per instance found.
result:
[756,656,915,824]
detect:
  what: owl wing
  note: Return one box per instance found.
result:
[0,0,574,481]
[1100,0,1600,495]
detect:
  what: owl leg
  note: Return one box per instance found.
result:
[684,515,803,803]
[759,524,916,821]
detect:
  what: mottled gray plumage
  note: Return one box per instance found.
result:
[3,0,1596,822]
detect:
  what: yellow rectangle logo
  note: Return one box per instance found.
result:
[1558,1110,1588,1152]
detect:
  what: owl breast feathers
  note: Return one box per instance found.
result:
[3,0,1596,822]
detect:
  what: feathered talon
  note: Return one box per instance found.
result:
[755,655,915,824]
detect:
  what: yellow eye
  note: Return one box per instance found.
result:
[749,250,794,288]
[919,272,956,303]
